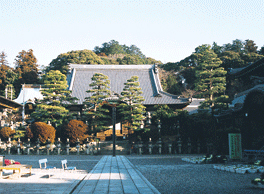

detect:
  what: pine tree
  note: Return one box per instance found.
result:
[0,52,12,96]
[30,70,77,127]
[15,49,39,83]
[119,76,146,131]
[194,45,227,107]
[84,73,111,132]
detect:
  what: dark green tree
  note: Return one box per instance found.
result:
[259,46,264,55]
[14,49,39,94]
[83,73,111,132]
[47,50,105,74]
[231,39,244,53]
[14,49,39,82]
[166,74,181,95]
[244,39,258,53]
[119,76,146,132]
[212,42,223,56]
[220,51,245,70]
[30,70,77,127]
[0,52,14,96]
[194,45,227,107]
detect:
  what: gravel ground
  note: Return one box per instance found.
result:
[3,154,264,194]
[127,155,264,194]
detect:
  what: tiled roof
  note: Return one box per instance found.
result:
[228,57,264,78]
[230,84,264,107]
[67,64,190,106]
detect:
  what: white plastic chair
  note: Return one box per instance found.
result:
[61,160,76,172]
[39,158,56,178]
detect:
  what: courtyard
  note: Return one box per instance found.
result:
[0,154,263,194]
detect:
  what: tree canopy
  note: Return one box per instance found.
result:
[13,49,40,95]
[194,45,226,106]
[46,50,105,74]
[30,70,77,127]
[83,73,111,132]
[94,40,145,58]
[0,52,16,96]
[161,39,264,99]
[119,76,146,131]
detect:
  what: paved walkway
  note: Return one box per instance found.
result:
[73,155,160,194]
[0,156,160,194]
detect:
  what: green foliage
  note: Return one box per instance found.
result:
[47,50,105,74]
[94,40,145,57]
[242,52,264,64]
[259,46,264,55]
[63,120,89,143]
[119,76,146,131]
[166,74,181,95]
[30,70,77,127]
[30,122,56,143]
[0,127,15,140]
[194,45,227,103]
[46,41,161,74]
[220,51,245,69]
[152,104,176,121]
[85,73,111,107]
[162,39,263,99]
[161,62,181,71]
[14,49,39,94]
[0,51,18,97]
[244,39,258,53]
[94,40,161,65]
[13,129,26,140]
[84,73,111,132]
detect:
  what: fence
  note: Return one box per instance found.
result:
[0,138,212,155]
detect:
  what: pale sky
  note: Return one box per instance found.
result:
[1,0,263,67]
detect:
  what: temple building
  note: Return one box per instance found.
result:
[67,64,191,140]
[13,64,194,140]
[67,64,191,111]
[215,57,264,150]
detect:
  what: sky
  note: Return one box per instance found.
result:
[0,0,263,67]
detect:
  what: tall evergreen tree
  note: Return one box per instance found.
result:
[0,51,17,98]
[14,49,39,95]
[244,39,258,53]
[194,45,227,107]
[30,70,77,127]
[119,76,146,131]
[15,49,39,82]
[83,73,111,132]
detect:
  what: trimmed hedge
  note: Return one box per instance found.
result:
[0,127,15,139]
[64,120,88,143]
[30,122,56,143]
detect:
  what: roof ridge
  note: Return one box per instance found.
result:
[69,64,154,70]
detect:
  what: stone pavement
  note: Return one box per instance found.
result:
[73,155,160,194]
[0,155,160,194]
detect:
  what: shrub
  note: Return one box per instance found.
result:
[0,127,15,140]
[64,120,88,143]
[25,127,33,139]
[30,122,56,143]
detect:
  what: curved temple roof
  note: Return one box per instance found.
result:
[228,57,264,79]
[67,64,190,106]
[14,85,43,105]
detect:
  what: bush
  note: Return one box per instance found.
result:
[30,122,56,143]
[64,120,88,143]
[25,127,33,139]
[0,127,15,140]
